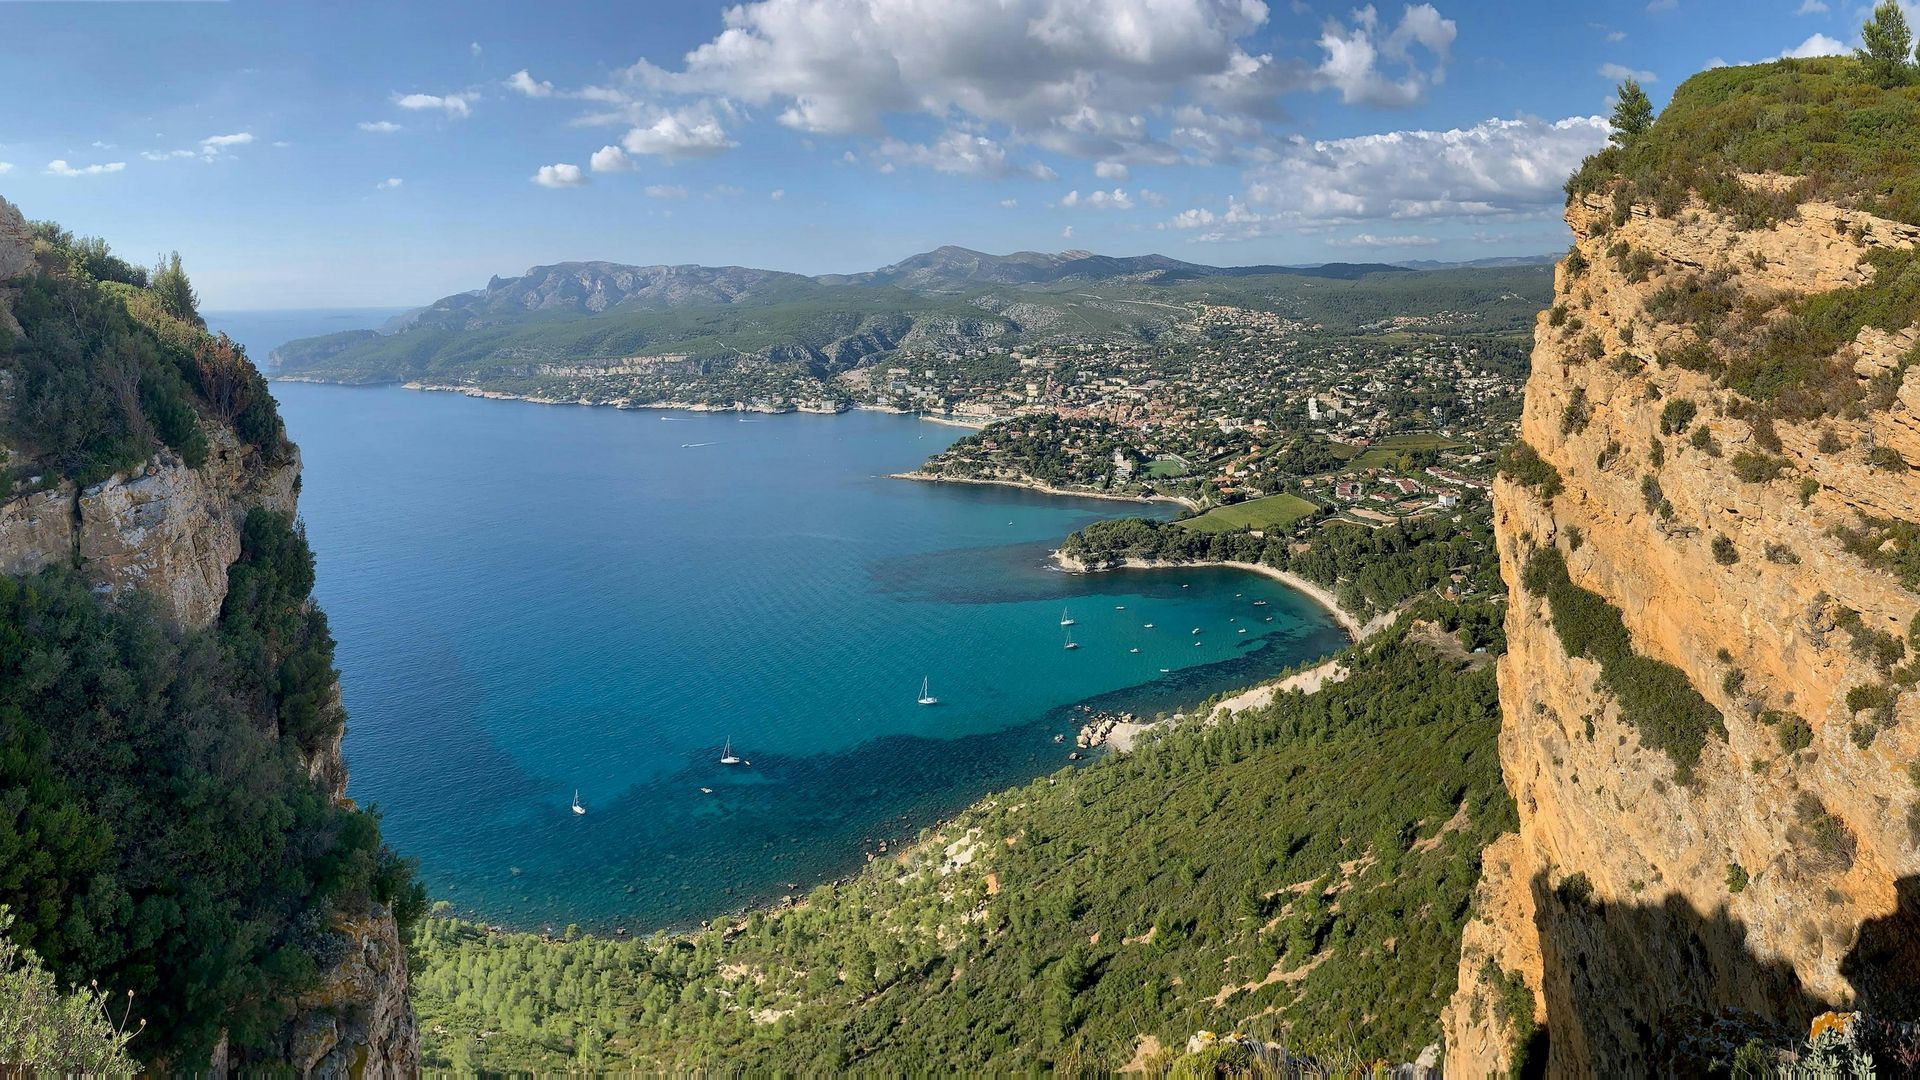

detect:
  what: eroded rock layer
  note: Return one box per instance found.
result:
[1445,188,1920,1075]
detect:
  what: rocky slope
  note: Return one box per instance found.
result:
[1443,181,1920,1073]
[0,195,417,1075]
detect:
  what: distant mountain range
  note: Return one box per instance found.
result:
[268,245,1551,388]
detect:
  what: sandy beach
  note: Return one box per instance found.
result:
[1051,552,1374,640]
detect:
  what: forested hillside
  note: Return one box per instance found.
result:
[0,207,421,1068]
[410,619,1511,1072]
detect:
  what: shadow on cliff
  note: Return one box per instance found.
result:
[1523,871,1920,1072]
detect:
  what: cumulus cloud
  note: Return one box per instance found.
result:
[1316,3,1457,107]
[1782,33,1848,58]
[644,183,688,198]
[876,130,1052,178]
[1598,62,1656,81]
[395,91,476,118]
[140,149,198,161]
[0,162,13,174]
[612,0,1451,170]
[1061,187,1136,210]
[769,188,785,200]
[1169,113,1609,239]
[359,120,404,133]
[1061,225,1075,239]
[1094,160,1130,180]
[620,105,736,158]
[590,144,633,172]
[532,163,588,187]
[506,69,555,97]
[999,197,1019,207]
[1794,0,1827,11]
[201,132,254,150]
[45,159,125,177]
[376,177,404,189]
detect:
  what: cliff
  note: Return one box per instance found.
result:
[0,196,417,1074]
[1443,73,1920,1074]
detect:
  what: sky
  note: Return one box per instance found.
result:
[0,0,1880,308]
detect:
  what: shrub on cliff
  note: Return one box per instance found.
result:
[1499,441,1563,500]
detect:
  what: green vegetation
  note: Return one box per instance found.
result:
[1063,512,1502,630]
[1499,440,1563,500]
[1489,961,1542,1080]
[1731,450,1790,483]
[1859,0,1915,89]
[410,634,1513,1071]
[1725,863,1749,894]
[1345,432,1465,471]
[1177,492,1319,534]
[0,907,139,1072]
[1522,545,1726,779]
[2,226,284,487]
[0,519,421,1065]
[1778,714,1815,754]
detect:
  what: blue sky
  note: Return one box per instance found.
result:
[0,0,1875,308]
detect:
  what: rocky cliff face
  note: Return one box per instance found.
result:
[0,195,418,1076]
[1444,186,1920,1074]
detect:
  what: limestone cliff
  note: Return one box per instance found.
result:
[1443,181,1920,1073]
[0,195,418,1075]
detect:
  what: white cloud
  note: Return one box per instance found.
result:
[471,41,484,56]
[201,132,254,150]
[1646,0,1676,11]
[1328,232,1440,247]
[618,0,1453,169]
[590,144,633,172]
[506,69,555,97]
[1061,225,1075,239]
[710,183,746,198]
[769,188,785,200]
[644,183,688,198]
[532,163,589,187]
[620,105,736,158]
[876,130,1052,178]
[359,120,404,133]
[1094,160,1130,180]
[376,177,404,189]
[1061,187,1136,210]
[1170,113,1609,240]
[1598,62,1656,82]
[395,91,476,118]
[999,197,1019,208]
[1794,0,1828,12]
[1316,3,1458,107]
[45,159,125,177]
[140,149,198,161]
[1782,32,1848,58]
[0,162,12,174]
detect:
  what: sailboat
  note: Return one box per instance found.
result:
[720,738,743,765]
[1063,628,1080,650]
[571,790,586,815]
[1059,607,1076,627]
[917,676,938,706]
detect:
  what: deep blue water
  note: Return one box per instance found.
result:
[224,314,1347,932]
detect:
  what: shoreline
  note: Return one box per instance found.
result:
[1051,551,1374,641]
[889,470,1201,511]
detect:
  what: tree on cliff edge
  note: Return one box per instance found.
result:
[1859,0,1914,88]
[149,250,202,328]
[1609,79,1653,146]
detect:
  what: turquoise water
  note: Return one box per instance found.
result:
[261,379,1347,932]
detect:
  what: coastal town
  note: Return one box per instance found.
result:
[890,300,1526,534]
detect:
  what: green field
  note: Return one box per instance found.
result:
[1144,456,1190,479]
[1338,432,1464,471]
[1179,492,1319,533]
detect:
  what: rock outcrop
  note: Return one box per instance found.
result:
[1444,186,1920,1074]
[0,196,418,1075]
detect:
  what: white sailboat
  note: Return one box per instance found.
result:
[720,738,743,765]
[571,789,586,815]
[917,676,939,706]
[1063,628,1080,650]
[1059,607,1076,627]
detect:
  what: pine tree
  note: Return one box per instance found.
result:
[149,251,203,328]
[1859,0,1914,88]
[1609,79,1654,147]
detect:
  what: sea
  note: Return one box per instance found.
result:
[208,310,1349,932]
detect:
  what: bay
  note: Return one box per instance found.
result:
[236,314,1347,932]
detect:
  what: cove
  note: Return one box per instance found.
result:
[267,382,1348,931]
